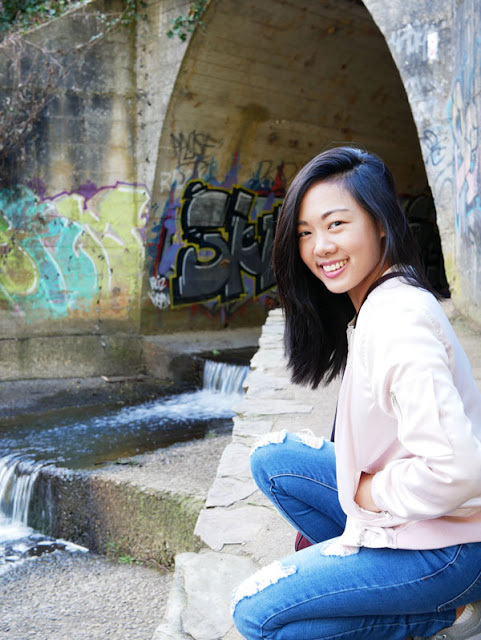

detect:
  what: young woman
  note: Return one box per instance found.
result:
[231,147,481,640]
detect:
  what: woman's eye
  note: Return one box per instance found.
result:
[328,220,343,229]
[298,230,310,238]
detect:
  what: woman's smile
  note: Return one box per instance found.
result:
[321,259,349,276]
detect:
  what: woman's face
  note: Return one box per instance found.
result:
[297,180,387,311]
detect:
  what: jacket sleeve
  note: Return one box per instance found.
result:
[366,304,481,521]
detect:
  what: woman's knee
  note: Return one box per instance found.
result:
[250,430,331,490]
[249,430,289,488]
[232,560,298,640]
[232,595,258,640]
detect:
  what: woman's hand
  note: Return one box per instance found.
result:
[355,473,381,512]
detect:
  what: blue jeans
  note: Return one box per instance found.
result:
[232,432,481,640]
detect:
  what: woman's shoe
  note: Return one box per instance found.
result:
[414,602,481,640]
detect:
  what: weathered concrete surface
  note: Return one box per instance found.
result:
[0,325,260,382]
[0,334,145,382]
[0,428,234,640]
[153,300,481,640]
[363,0,481,323]
[33,468,202,568]
[142,327,261,381]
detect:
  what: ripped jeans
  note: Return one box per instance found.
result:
[231,431,481,640]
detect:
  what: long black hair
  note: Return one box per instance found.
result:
[272,146,434,388]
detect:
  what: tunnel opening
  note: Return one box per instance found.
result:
[144,0,449,332]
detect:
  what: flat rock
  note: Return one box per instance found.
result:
[194,505,274,551]
[206,477,257,507]
[216,443,252,478]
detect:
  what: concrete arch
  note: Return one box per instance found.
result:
[143,0,436,332]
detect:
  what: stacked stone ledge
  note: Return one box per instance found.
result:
[152,309,339,640]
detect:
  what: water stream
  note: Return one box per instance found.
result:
[0,359,249,574]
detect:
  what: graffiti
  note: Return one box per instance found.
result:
[170,181,280,305]
[391,22,446,65]
[170,130,220,184]
[148,275,170,310]
[420,129,446,167]
[449,2,481,248]
[0,182,149,320]
[148,152,286,314]
[246,160,297,197]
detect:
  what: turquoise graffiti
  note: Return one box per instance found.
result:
[0,182,150,321]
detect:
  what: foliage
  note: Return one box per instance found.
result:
[0,33,65,181]
[0,0,147,41]
[167,0,207,41]
[0,1,81,38]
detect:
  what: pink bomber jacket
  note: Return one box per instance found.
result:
[335,276,481,550]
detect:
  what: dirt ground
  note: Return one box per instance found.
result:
[0,550,172,640]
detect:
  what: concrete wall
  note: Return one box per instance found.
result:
[0,0,479,377]
[0,0,188,340]
[364,0,481,322]
[0,0,190,378]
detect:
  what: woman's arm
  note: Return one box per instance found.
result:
[355,473,381,512]
[365,304,481,520]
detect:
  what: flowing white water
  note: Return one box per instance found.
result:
[0,455,47,524]
[203,359,249,394]
[0,359,249,572]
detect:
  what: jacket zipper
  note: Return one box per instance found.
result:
[390,390,402,420]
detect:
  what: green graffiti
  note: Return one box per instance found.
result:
[0,183,150,321]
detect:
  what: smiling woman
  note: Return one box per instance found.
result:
[231,147,481,640]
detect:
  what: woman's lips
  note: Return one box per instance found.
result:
[321,259,348,278]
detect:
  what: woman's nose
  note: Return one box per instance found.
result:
[313,232,335,256]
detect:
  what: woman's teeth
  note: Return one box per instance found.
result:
[323,259,347,273]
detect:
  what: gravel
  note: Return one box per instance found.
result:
[0,551,172,639]
[0,430,236,639]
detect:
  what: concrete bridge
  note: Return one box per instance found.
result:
[0,0,480,379]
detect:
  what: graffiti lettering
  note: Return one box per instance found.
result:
[449,11,481,244]
[170,181,279,305]
[391,23,446,64]
[420,129,446,167]
[170,130,220,181]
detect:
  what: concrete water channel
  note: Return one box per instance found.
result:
[0,342,257,577]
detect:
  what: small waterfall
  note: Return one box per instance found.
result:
[202,359,249,395]
[0,454,47,528]
[0,356,251,570]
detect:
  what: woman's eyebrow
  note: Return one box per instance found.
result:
[319,208,350,219]
[297,208,350,224]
